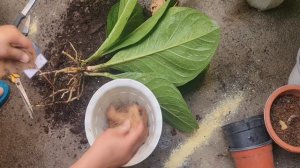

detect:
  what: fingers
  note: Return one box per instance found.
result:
[107,105,130,128]
[0,25,35,62]
[128,121,148,147]
[4,25,32,49]
[0,87,3,96]
[10,35,35,57]
[114,120,131,135]
[0,45,30,63]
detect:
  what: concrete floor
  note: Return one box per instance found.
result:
[1,0,300,167]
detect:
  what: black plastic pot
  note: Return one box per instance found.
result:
[222,115,272,151]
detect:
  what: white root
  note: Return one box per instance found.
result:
[37,46,85,106]
[287,115,299,125]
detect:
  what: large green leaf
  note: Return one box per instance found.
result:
[98,7,220,86]
[118,0,127,18]
[106,2,145,37]
[84,0,137,64]
[106,2,119,37]
[105,72,199,132]
[104,0,172,55]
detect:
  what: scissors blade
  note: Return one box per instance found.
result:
[22,15,31,36]
[21,0,36,16]
[15,79,34,118]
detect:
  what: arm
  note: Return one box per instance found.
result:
[72,120,147,168]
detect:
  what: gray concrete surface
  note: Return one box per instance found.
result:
[0,1,86,168]
[1,0,300,168]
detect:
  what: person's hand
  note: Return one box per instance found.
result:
[0,87,3,96]
[0,25,35,63]
[72,120,148,168]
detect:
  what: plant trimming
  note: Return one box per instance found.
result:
[41,0,220,133]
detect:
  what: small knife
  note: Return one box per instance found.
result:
[13,0,36,27]
[22,16,31,36]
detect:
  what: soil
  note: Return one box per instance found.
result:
[31,0,116,141]
[271,94,300,146]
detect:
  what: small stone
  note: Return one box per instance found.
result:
[171,128,177,136]
[196,115,202,121]
[279,120,288,130]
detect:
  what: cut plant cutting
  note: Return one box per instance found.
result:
[39,0,221,132]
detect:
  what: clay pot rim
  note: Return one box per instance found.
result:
[264,85,300,153]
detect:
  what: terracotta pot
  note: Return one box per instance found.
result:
[264,85,300,153]
[223,115,274,168]
[231,144,274,168]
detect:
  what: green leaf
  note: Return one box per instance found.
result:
[104,0,171,55]
[112,72,199,133]
[106,2,119,36]
[106,2,145,37]
[100,7,221,86]
[118,0,127,18]
[84,0,137,64]
[123,3,145,37]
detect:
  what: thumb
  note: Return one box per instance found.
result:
[114,120,131,135]
[1,46,31,63]
[0,87,3,96]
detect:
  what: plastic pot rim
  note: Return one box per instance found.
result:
[222,115,265,135]
[229,140,272,152]
[264,85,300,153]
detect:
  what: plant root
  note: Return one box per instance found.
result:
[287,114,299,125]
[37,44,85,106]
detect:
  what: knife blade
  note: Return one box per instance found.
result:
[22,16,31,36]
[13,0,36,27]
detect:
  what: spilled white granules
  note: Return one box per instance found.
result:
[164,93,244,168]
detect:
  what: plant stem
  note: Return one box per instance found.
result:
[83,49,105,65]
[86,63,108,72]
[86,54,137,72]
[84,72,117,79]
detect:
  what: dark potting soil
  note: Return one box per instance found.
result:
[271,94,300,146]
[32,0,116,140]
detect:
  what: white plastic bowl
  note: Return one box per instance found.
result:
[85,79,162,167]
[246,0,284,10]
[288,48,300,85]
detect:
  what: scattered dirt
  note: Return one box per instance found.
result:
[196,114,202,121]
[31,0,116,140]
[171,128,177,136]
[271,94,300,146]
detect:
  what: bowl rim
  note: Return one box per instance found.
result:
[264,85,300,153]
[85,79,163,166]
